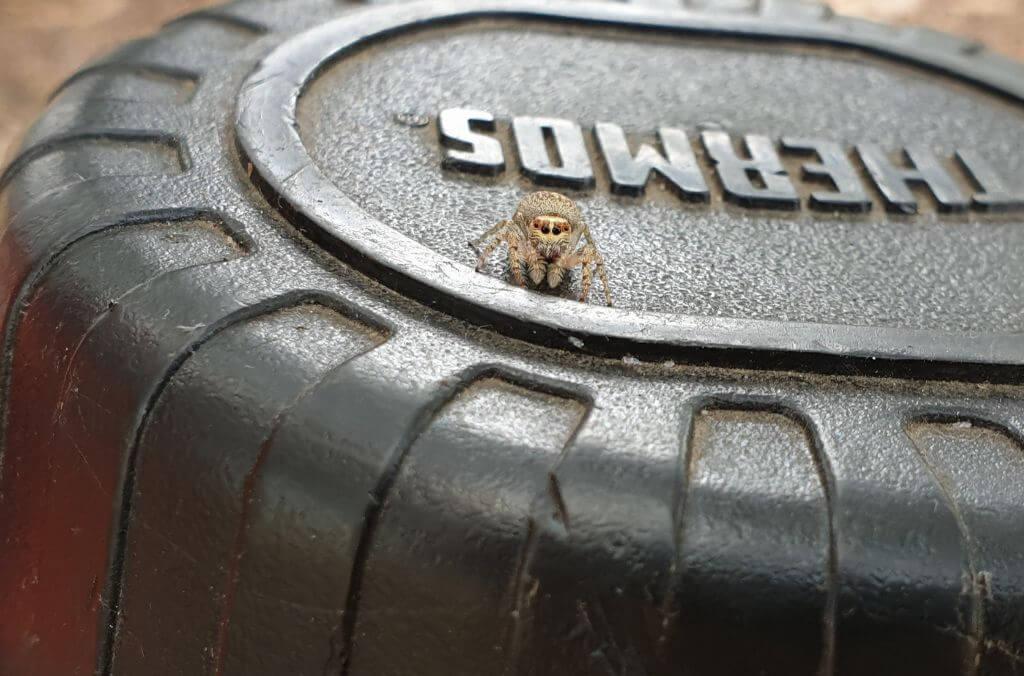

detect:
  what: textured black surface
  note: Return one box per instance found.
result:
[300,24,1024,331]
[1,1,1024,675]
[238,2,1024,377]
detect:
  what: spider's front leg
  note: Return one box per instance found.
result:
[470,220,514,272]
[471,220,528,287]
[574,244,613,306]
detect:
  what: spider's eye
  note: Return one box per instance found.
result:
[552,227,561,235]
[542,226,550,234]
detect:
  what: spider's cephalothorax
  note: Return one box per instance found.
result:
[470,191,613,305]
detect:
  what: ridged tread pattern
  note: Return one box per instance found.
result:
[2,1,1024,675]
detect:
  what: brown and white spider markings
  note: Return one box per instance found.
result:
[469,191,613,305]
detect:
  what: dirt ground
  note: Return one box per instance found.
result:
[0,0,1022,164]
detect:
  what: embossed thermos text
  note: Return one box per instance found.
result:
[437,107,1023,214]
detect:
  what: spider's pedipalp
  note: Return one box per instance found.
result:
[528,258,546,286]
[547,264,566,289]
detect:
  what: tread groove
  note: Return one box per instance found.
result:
[504,518,538,676]
[49,63,200,103]
[163,10,269,36]
[334,363,494,675]
[56,266,211,428]
[902,412,1024,673]
[211,433,272,676]
[2,174,185,227]
[0,130,189,193]
[658,403,701,652]
[210,315,389,676]
[0,207,246,473]
[906,423,982,676]
[334,367,591,675]
[50,218,252,443]
[805,413,839,676]
[501,383,593,675]
[96,290,342,675]
[663,396,838,676]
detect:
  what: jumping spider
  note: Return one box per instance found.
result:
[470,191,613,305]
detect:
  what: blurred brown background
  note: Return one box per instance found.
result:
[0,0,1022,165]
